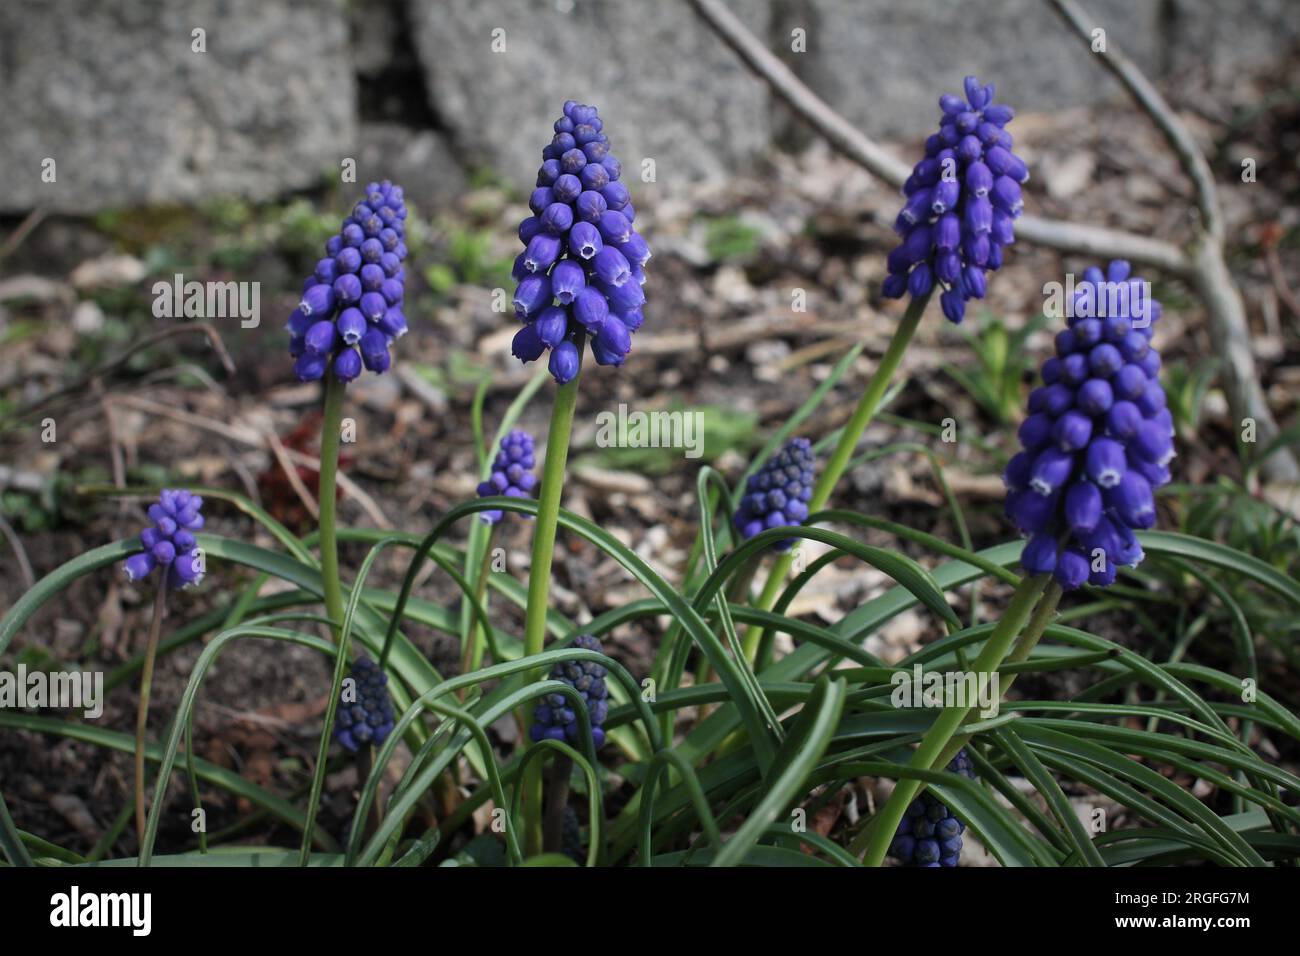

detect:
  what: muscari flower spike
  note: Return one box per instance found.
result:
[334,656,396,752]
[530,634,609,749]
[288,180,409,383]
[734,437,818,551]
[511,101,651,384]
[476,429,537,524]
[1005,261,1172,590]
[883,76,1028,325]
[123,489,205,589]
[890,749,975,868]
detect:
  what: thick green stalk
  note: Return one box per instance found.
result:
[135,582,168,845]
[317,375,347,642]
[931,580,1063,772]
[856,572,1049,865]
[743,291,931,654]
[520,372,581,856]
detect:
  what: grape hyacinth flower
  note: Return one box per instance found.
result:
[1005,261,1172,590]
[734,438,818,551]
[476,430,537,523]
[883,76,1028,325]
[334,656,396,752]
[530,634,609,749]
[511,101,651,384]
[889,749,975,868]
[288,180,409,383]
[123,489,205,589]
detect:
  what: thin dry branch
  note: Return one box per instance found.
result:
[1046,0,1221,240]
[685,0,1298,483]
[684,0,1191,276]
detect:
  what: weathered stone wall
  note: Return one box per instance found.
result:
[1,0,1295,214]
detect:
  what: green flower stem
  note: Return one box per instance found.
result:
[317,375,347,642]
[134,581,168,845]
[930,579,1063,771]
[521,371,581,857]
[742,291,931,658]
[460,524,498,690]
[855,572,1049,865]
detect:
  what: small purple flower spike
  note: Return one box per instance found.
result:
[122,489,206,589]
[530,634,609,749]
[476,430,537,524]
[889,749,976,867]
[334,656,395,753]
[1005,262,1172,590]
[884,77,1027,324]
[734,438,818,552]
[289,181,409,383]
[511,102,650,384]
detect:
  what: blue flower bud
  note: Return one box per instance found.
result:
[535,306,569,347]
[300,283,336,318]
[1076,378,1114,415]
[336,308,367,345]
[378,307,408,339]
[569,220,602,259]
[305,320,338,356]
[1064,480,1102,533]
[572,285,610,332]
[1052,410,1093,450]
[1022,534,1058,574]
[540,202,575,236]
[553,173,582,203]
[513,274,552,318]
[1085,437,1126,488]
[523,233,562,274]
[512,323,546,363]
[593,245,632,287]
[549,339,581,384]
[360,328,391,372]
[1106,471,1155,528]
[1055,548,1090,589]
[1030,447,1075,495]
[334,348,362,382]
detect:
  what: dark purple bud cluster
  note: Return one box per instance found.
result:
[530,634,609,749]
[511,101,650,384]
[288,181,409,383]
[476,429,537,524]
[561,805,584,864]
[883,76,1027,325]
[734,438,817,552]
[889,749,975,868]
[1006,261,1172,590]
[334,656,396,752]
[123,489,205,589]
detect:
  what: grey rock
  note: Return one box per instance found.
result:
[409,0,774,195]
[355,122,468,210]
[792,0,1160,142]
[0,0,356,214]
[1161,0,1300,78]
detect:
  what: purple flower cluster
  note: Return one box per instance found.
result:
[288,181,409,383]
[883,76,1028,325]
[123,489,205,589]
[476,430,537,524]
[890,749,974,868]
[734,438,817,552]
[511,101,650,384]
[1006,261,1172,589]
[530,634,609,749]
[334,656,395,752]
